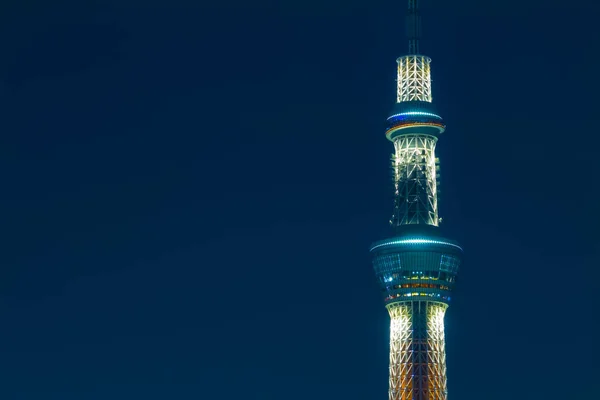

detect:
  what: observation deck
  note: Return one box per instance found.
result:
[386,101,445,141]
[370,226,462,306]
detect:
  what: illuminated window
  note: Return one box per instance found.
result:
[440,255,460,274]
[373,254,402,274]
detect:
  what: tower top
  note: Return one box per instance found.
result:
[406,0,422,54]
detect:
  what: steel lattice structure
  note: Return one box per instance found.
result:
[397,56,432,103]
[388,302,448,400]
[369,2,463,400]
[391,134,439,226]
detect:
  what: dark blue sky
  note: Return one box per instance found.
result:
[0,0,599,398]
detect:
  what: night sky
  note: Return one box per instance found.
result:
[1,0,599,398]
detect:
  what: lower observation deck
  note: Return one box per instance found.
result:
[370,229,462,306]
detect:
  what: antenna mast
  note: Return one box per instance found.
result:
[407,0,422,54]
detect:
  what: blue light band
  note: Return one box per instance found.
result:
[387,111,442,120]
[370,238,463,252]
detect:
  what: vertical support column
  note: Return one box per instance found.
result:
[388,303,413,400]
[426,303,448,400]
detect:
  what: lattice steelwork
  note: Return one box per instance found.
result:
[391,134,439,227]
[388,302,448,400]
[397,56,432,103]
[369,2,463,400]
[388,303,412,400]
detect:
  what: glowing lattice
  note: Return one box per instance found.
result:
[397,56,432,103]
[391,134,439,226]
[388,302,448,400]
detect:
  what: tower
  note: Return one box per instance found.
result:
[370,2,463,400]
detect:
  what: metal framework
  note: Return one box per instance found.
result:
[388,302,448,400]
[391,134,439,227]
[397,56,432,103]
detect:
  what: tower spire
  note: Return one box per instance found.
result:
[407,0,422,54]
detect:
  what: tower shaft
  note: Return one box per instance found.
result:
[388,302,448,400]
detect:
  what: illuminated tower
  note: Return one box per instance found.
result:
[370,1,463,400]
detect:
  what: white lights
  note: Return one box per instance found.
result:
[397,55,432,103]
